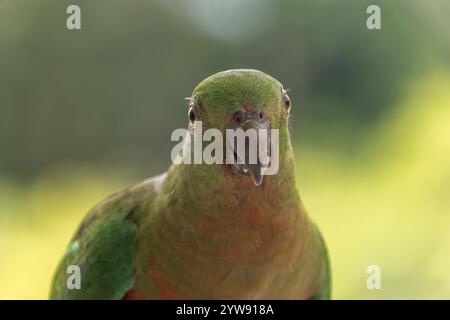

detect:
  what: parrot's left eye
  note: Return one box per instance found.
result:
[188,106,196,123]
[283,93,291,113]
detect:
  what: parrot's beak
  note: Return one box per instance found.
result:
[229,118,271,187]
[246,162,264,186]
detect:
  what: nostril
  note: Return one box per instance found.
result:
[233,112,244,124]
[258,110,264,120]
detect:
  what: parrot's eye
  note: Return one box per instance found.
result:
[283,93,291,113]
[188,106,196,123]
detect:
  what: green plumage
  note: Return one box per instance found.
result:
[50,191,138,299]
[50,69,331,300]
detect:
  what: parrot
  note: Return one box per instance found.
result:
[50,69,331,300]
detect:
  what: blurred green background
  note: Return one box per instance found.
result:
[1,0,450,299]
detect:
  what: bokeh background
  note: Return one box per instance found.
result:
[1,0,450,299]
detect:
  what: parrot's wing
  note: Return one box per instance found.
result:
[49,175,162,300]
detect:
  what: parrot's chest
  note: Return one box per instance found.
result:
[133,207,322,299]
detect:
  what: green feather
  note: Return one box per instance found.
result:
[50,190,138,299]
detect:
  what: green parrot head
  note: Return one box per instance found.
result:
[186,69,293,186]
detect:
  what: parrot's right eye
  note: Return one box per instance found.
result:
[188,106,197,123]
[283,93,291,113]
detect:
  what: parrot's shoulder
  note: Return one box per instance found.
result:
[309,223,332,300]
[49,173,166,299]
